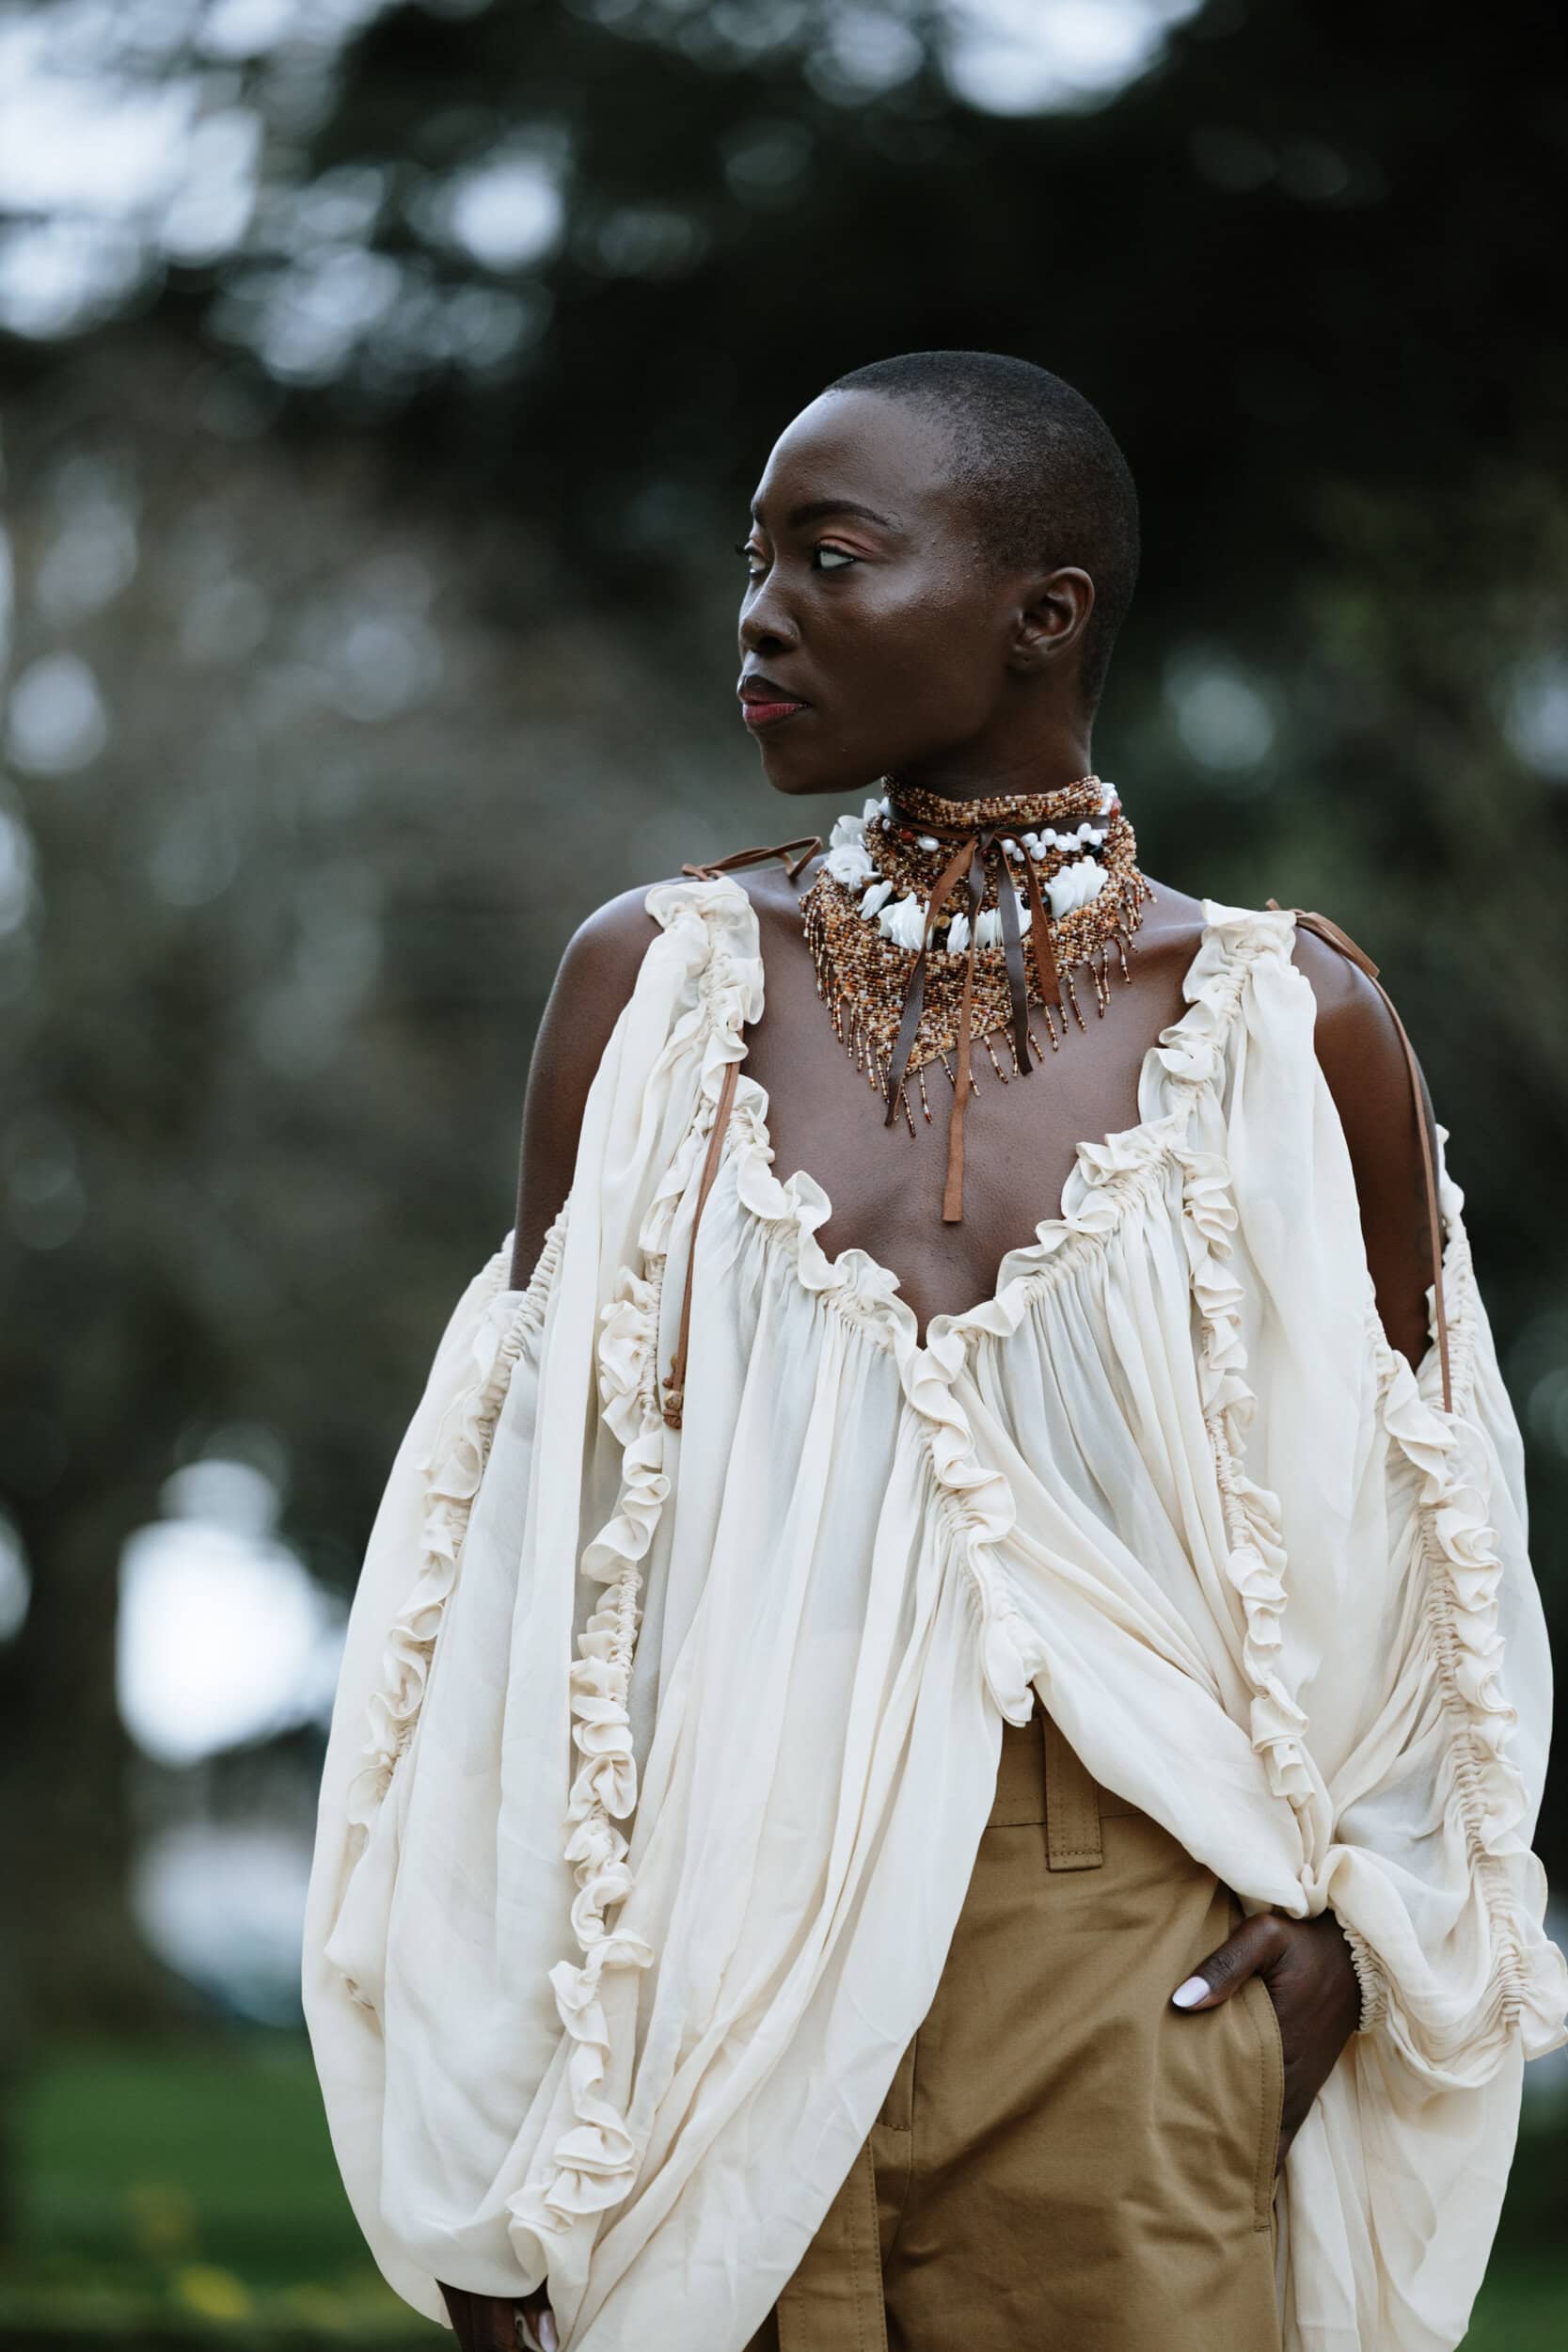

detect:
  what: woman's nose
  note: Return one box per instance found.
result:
[738,582,800,656]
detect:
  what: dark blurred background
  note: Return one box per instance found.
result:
[0,0,1564,2342]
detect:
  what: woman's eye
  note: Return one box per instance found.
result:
[734,540,767,577]
[813,546,857,571]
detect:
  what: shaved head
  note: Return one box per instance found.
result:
[822,351,1140,711]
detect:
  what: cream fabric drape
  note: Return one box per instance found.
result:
[302,875,1564,2352]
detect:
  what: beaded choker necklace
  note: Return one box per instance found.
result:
[798,773,1154,1222]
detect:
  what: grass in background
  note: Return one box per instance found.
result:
[1,2038,1562,2344]
[1,2038,432,2343]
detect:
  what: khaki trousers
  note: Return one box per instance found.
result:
[745,1699,1285,2352]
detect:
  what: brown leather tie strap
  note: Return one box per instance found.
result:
[681,834,822,884]
[659,837,820,1429]
[1268,900,1452,1415]
[879,814,1046,1225]
[660,1055,740,1430]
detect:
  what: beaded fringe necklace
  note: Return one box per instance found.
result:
[798,773,1154,1221]
[674,799,1456,1412]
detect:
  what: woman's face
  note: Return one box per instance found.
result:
[736,389,1038,800]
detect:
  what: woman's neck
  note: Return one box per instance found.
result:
[886,733,1096,811]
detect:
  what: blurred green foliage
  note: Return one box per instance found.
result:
[0,2040,1563,2344]
[2,2041,433,2344]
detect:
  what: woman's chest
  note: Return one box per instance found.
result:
[737,876,1203,1346]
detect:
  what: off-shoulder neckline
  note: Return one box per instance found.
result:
[681,884,1301,1367]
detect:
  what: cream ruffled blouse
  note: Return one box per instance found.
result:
[302,875,1565,2352]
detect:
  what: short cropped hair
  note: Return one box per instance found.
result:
[823,350,1140,712]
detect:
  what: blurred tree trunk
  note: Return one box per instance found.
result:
[0,1474,189,2041]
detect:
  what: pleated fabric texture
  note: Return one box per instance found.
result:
[301,876,1565,2352]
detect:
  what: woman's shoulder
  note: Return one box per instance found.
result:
[507,872,699,1287]
[569,869,691,977]
[1131,881,1439,1379]
[1265,898,1444,1375]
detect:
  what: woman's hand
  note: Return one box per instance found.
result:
[1170,1909,1361,2169]
[439,2281,559,2352]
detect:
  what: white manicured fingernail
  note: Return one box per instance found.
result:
[538,2316,559,2352]
[1171,1976,1209,2009]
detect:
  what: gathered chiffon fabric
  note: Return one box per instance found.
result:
[302,876,1564,2352]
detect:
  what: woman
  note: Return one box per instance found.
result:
[303,352,1563,2352]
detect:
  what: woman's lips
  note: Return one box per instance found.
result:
[740,696,808,729]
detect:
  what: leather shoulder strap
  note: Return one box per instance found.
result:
[657,833,822,1427]
[1267,899,1452,1414]
[659,1056,738,1429]
[681,834,821,883]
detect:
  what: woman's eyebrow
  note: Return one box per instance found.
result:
[751,496,900,532]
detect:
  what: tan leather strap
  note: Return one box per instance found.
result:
[660,1056,739,1431]
[659,836,820,1431]
[1268,900,1452,1414]
[1043,1711,1104,1871]
[682,834,822,883]
[879,813,1044,1225]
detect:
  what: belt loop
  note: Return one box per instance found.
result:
[1043,1709,1103,1870]
[775,2135,888,2352]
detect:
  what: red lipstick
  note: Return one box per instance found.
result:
[738,672,810,729]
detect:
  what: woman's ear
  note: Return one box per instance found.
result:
[1010,566,1094,676]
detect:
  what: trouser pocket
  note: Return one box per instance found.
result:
[1236,1964,1286,2228]
[876,2030,917,2132]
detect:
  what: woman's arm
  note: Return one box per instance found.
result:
[508,887,671,1293]
[442,2280,556,2352]
[1293,922,1443,1377]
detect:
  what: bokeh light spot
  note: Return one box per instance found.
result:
[6,651,109,773]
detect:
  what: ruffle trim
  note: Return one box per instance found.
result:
[507,1260,672,2245]
[1176,1134,1314,1812]
[635,878,768,1270]
[1364,1173,1563,2058]
[904,906,1298,1720]
[1081,897,1317,1813]
[504,880,764,2252]
[344,1211,567,1849]
[1340,1920,1390,2036]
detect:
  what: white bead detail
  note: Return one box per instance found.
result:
[832,797,1120,946]
[877,892,928,951]
[824,841,876,887]
[1045,856,1107,917]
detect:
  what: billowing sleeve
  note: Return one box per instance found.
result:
[300,1222,569,2324]
[1209,932,1566,2348]
[1210,929,1563,2088]
[1311,1143,1564,2085]
[300,877,758,2328]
